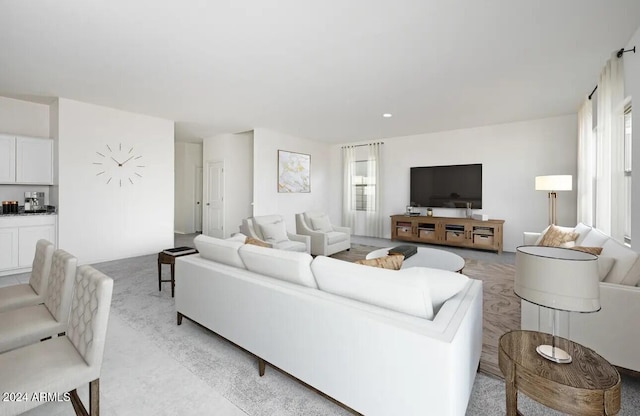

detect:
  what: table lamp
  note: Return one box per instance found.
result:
[515,246,599,363]
[535,175,572,225]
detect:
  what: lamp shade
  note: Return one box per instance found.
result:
[515,246,600,313]
[535,175,572,191]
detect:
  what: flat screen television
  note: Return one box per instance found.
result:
[410,163,482,209]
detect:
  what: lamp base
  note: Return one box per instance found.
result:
[536,344,572,364]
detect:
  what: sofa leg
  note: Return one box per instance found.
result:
[258,358,266,377]
[177,312,183,325]
[69,378,99,416]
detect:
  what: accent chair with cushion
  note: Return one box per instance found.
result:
[295,211,351,256]
[240,215,310,253]
[0,239,55,313]
[0,249,78,353]
[0,265,114,416]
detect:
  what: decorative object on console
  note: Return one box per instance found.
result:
[535,175,572,225]
[515,245,599,363]
[471,213,488,221]
[277,150,310,193]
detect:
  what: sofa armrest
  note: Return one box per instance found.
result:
[523,232,540,245]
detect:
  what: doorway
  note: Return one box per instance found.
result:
[204,161,224,238]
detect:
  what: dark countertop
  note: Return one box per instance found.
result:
[0,211,57,217]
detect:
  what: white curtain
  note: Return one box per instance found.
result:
[595,52,625,238]
[364,143,383,237]
[577,98,594,225]
[342,146,356,230]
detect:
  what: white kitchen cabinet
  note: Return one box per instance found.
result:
[0,227,19,271]
[16,136,53,184]
[0,215,57,275]
[0,134,53,185]
[0,135,16,183]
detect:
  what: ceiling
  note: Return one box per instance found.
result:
[1,1,639,143]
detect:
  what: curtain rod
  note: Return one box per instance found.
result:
[341,141,384,149]
[588,46,636,100]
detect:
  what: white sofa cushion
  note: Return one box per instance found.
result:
[573,223,592,246]
[226,233,248,242]
[400,267,469,311]
[311,256,434,319]
[272,240,307,252]
[238,244,317,288]
[580,227,610,248]
[259,220,289,244]
[601,239,640,285]
[194,235,246,269]
[597,257,616,281]
[326,231,349,245]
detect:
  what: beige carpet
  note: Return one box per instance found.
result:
[332,244,519,379]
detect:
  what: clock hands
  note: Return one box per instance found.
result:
[111,156,123,166]
[121,155,135,166]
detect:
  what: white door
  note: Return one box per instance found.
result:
[204,161,224,238]
[195,167,203,233]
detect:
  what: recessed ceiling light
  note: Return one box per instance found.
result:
[382,113,393,118]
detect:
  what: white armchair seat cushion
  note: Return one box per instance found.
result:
[259,220,289,244]
[272,240,307,252]
[0,337,96,416]
[0,305,64,353]
[0,284,40,313]
[311,256,434,319]
[326,231,349,245]
[238,244,317,288]
[194,234,245,269]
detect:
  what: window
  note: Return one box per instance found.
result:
[624,105,632,245]
[353,160,376,211]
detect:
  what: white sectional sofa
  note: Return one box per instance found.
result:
[175,235,483,416]
[521,224,640,372]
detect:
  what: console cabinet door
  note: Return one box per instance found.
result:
[0,135,16,183]
[18,225,56,267]
[16,137,53,184]
[0,227,19,271]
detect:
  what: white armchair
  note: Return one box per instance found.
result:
[0,239,54,313]
[240,215,310,253]
[295,211,351,256]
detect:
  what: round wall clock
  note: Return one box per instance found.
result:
[93,143,145,187]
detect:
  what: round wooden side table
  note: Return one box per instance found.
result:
[498,330,620,416]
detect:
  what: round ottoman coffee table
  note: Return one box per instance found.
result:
[366,246,465,273]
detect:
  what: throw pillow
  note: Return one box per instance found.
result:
[354,255,404,270]
[399,267,469,311]
[310,215,333,233]
[571,246,603,256]
[245,237,271,248]
[538,224,579,248]
[259,220,289,244]
[226,232,248,242]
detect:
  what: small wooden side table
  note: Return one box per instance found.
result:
[498,330,620,416]
[157,249,198,297]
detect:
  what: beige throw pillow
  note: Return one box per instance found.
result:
[245,237,271,248]
[571,246,603,256]
[355,255,404,270]
[538,224,579,248]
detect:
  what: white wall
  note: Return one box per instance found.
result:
[203,132,253,237]
[626,26,640,251]
[330,115,578,252]
[174,141,202,234]
[253,128,332,233]
[0,96,49,138]
[56,98,174,263]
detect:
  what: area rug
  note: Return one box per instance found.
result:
[332,244,520,378]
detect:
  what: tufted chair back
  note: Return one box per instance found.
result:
[28,239,55,296]
[44,249,78,323]
[68,265,114,368]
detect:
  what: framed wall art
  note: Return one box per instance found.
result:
[278,150,310,193]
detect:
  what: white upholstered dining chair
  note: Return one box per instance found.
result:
[0,265,114,416]
[0,249,77,353]
[0,239,55,313]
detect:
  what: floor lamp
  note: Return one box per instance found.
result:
[515,246,600,363]
[535,175,572,225]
